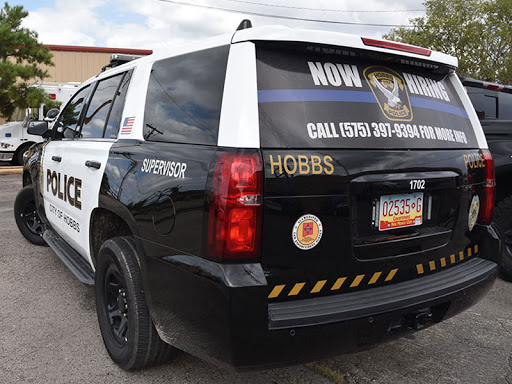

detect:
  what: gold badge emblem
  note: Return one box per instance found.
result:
[292,214,323,250]
[468,195,480,231]
[364,66,413,121]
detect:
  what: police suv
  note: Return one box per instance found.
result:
[15,22,500,370]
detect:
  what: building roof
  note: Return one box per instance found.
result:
[45,44,152,56]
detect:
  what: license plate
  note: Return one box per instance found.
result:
[378,193,423,231]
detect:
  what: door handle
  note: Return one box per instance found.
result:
[85,160,101,169]
[52,156,62,162]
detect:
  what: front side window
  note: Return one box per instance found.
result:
[55,85,91,139]
[80,74,125,139]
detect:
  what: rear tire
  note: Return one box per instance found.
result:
[14,185,46,246]
[95,237,177,370]
[494,197,512,281]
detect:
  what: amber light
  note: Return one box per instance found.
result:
[479,150,495,224]
[362,38,432,56]
[208,152,262,261]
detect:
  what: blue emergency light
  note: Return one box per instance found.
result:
[5,133,11,137]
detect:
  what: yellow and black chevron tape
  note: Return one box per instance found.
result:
[268,244,479,300]
[268,268,399,299]
[416,244,478,275]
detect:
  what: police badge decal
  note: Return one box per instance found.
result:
[364,66,413,122]
[468,195,480,231]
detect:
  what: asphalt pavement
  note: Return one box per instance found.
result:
[1,173,511,384]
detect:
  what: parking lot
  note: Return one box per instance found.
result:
[1,171,511,384]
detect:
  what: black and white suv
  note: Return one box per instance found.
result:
[15,23,500,370]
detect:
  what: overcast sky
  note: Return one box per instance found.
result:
[16,0,426,53]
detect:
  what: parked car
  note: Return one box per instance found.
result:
[14,22,500,371]
[461,77,512,279]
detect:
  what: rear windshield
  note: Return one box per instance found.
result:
[256,43,478,149]
[465,86,512,121]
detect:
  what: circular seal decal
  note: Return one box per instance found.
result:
[468,195,480,231]
[292,214,323,250]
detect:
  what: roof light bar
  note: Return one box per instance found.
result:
[362,38,431,56]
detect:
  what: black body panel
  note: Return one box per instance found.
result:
[260,149,490,302]
[96,140,500,369]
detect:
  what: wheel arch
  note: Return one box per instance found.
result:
[90,195,139,268]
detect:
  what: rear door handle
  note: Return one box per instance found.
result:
[51,156,62,162]
[85,160,101,169]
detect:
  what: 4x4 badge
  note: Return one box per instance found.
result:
[364,66,413,122]
[292,214,323,250]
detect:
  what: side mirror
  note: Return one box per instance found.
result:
[27,121,49,136]
[45,108,60,120]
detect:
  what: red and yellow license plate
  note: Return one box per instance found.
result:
[379,193,423,231]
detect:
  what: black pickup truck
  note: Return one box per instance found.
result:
[462,77,512,279]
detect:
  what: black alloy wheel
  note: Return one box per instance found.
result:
[95,237,177,370]
[14,185,46,246]
[104,263,129,347]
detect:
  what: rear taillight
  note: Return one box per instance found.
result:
[207,151,262,262]
[361,38,432,56]
[479,150,495,224]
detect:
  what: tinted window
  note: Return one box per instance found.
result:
[466,87,498,119]
[257,43,478,149]
[80,74,124,138]
[143,45,229,145]
[104,71,132,139]
[56,85,91,139]
[499,92,512,120]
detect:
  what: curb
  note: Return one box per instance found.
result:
[0,166,23,175]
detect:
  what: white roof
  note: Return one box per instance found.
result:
[86,24,457,86]
[233,25,458,68]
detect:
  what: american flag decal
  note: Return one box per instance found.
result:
[121,116,135,135]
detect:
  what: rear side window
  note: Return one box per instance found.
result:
[80,73,125,139]
[257,43,478,149]
[143,45,229,145]
[104,71,132,139]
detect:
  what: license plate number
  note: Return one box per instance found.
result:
[379,193,423,231]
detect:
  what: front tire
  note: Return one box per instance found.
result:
[95,237,177,370]
[494,197,512,280]
[14,185,46,246]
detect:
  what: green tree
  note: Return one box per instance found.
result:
[0,2,55,119]
[384,0,512,84]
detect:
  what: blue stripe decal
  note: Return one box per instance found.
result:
[258,89,376,104]
[410,97,469,119]
[258,89,469,119]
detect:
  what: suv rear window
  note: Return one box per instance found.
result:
[466,86,512,120]
[257,43,478,149]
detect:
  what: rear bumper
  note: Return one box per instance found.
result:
[144,240,498,370]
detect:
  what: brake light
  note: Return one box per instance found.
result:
[49,93,56,100]
[479,150,495,224]
[362,38,432,56]
[207,151,262,262]
[483,83,504,92]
